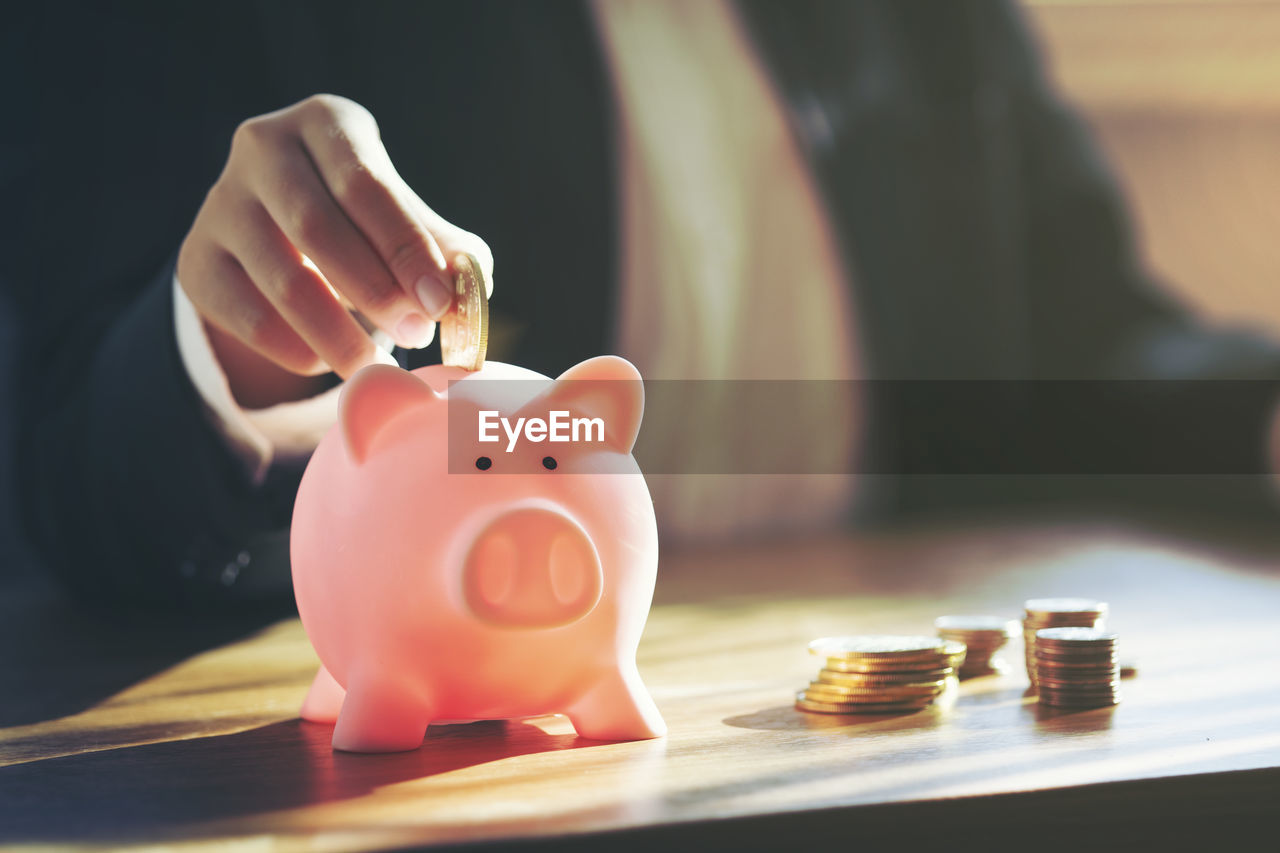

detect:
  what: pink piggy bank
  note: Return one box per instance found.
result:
[291,355,666,752]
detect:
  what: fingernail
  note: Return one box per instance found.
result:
[415,274,453,320]
[370,327,396,353]
[394,313,435,349]
[373,347,399,367]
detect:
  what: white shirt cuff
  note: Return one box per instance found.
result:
[172,274,347,485]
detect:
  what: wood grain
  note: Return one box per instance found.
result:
[3,519,1280,849]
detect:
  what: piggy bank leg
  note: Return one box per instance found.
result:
[300,665,345,724]
[332,676,432,753]
[567,665,666,741]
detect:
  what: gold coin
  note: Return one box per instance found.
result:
[941,640,967,669]
[1024,614,1103,625]
[935,615,1022,637]
[817,668,953,686]
[1037,678,1121,691]
[1038,684,1121,695]
[1035,655,1118,669]
[1035,679,1115,693]
[1034,642,1116,655]
[1035,627,1117,645]
[940,636,1007,650]
[1034,660,1116,676]
[1036,675,1121,688]
[825,658,953,674]
[440,252,489,371]
[795,692,933,715]
[806,680,945,699]
[1034,651,1118,666]
[1038,692,1121,708]
[1034,645,1114,654]
[1025,619,1104,636]
[1035,642,1115,653]
[1036,671,1118,686]
[808,635,946,661]
[1024,598,1108,617]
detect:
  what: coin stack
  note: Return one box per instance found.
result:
[934,615,1021,678]
[1034,627,1121,708]
[1022,598,1107,689]
[796,636,965,715]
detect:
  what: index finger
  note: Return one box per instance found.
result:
[297,104,456,321]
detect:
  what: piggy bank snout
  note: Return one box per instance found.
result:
[462,509,603,629]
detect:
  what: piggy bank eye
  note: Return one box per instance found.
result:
[475,456,493,471]
[541,456,557,471]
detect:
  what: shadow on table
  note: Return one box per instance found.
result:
[0,716,600,843]
[722,703,959,732]
[724,685,1116,735]
[721,678,976,733]
[0,581,289,728]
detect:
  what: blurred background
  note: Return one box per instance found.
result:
[1023,0,1280,336]
[4,0,1280,585]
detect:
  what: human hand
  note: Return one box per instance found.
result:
[177,94,493,408]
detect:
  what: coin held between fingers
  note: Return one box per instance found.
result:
[440,252,490,372]
[416,274,454,319]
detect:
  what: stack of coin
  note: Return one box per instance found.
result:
[1023,598,1107,689]
[934,615,1021,678]
[796,636,964,715]
[1034,627,1121,708]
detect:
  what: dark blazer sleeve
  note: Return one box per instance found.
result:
[15,258,306,609]
[5,3,309,609]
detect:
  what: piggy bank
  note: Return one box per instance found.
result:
[291,356,665,752]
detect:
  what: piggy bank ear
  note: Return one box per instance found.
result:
[339,364,441,464]
[548,356,644,453]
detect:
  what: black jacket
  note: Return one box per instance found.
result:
[5,0,1278,607]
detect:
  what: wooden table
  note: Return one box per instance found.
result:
[4,517,1280,850]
